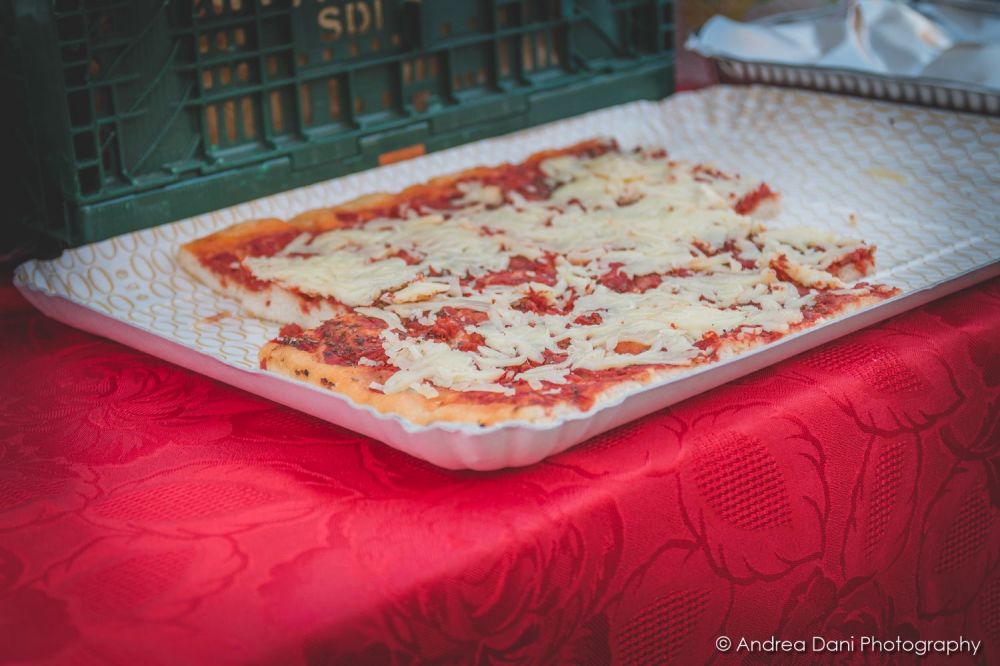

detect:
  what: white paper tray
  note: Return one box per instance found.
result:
[15,86,1000,470]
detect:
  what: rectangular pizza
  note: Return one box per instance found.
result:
[179,140,897,426]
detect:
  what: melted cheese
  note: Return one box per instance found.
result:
[247,147,875,397]
[391,280,451,303]
[243,254,419,306]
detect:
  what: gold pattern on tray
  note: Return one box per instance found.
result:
[15,86,1000,376]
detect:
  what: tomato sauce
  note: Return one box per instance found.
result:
[512,289,557,314]
[472,255,558,290]
[768,255,810,296]
[598,264,663,293]
[691,164,733,182]
[405,307,488,352]
[734,183,776,215]
[203,229,302,291]
[824,247,874,277]
[270,314,389,367]
[719,239,757,269]
[388,248,422,266]
[573,312,603,326]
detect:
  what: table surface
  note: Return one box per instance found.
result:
[2,272,998,664]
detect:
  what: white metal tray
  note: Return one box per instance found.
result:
[16,86,1000,470]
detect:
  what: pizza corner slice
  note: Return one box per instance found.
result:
[180,139,898,426]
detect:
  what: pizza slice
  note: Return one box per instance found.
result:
[178,140,781,328]
[180,140,897,426]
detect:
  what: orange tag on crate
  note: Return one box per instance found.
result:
[378,143,426,166]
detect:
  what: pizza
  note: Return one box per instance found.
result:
[179,140,898,426]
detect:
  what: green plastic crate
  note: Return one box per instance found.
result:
[7,0,675,247]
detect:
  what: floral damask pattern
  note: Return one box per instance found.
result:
[0,278,998,665]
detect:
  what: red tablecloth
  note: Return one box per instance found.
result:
[1,277,998,665]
